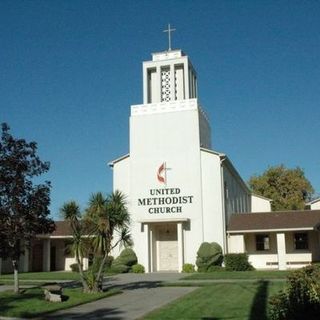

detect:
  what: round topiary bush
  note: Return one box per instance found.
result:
[111,248,138,273]
[132,264,145,273]
[182,263,195,273]
[114,248,138,267]
[110,263,130,273]
[196,242,223,272]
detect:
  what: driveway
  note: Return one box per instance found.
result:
[43,273,197,320]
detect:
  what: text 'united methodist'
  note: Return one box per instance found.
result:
[137,188,194,214]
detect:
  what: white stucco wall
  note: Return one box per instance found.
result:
[129,100,205,269]
[251,194,272,212]
[227,234,245,253]
[200,150,225,252]
[310,199,320,210]
[113,156,130,199]
[244,231,318,270]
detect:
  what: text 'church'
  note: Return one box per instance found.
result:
[109,43,320,272]
[109,46,288,271]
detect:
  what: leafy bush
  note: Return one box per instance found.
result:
[89,257,103,273]
[207,265,225,272]
[90,256,114,273]
[132,264,145,273]
[224,253,254,271]
[104,255,114,271]
[182,263,195,273]
[111,248,138,273]
[113,248,137,267]
[269,265,320,320]
[70,263,80,272]
[196,242,223,272]
[110,263,130,273]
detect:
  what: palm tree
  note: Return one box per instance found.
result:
[85,190,132,291]
[60,201,89,292]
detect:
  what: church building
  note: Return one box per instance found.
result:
[1,42,320,275]
[109,47,275,272]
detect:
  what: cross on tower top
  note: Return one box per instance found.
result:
[163,23,176,51]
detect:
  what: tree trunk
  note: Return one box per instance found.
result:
[94,251,109,292]
[12,260,19,294]
[76,252,89,292]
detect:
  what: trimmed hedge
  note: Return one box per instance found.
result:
[224,253,254,271]
[196,242,223,272]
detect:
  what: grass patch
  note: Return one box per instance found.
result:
[0,286,120,318]
[142,281,286,320]
[182,270,290,280]
[0,271,115,285]
[0,271,81,281]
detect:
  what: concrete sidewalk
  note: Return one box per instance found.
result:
[41,273,196,320]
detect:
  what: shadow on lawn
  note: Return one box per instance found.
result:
[0,290,42,316]
[40,307,124,319]
[249,280,269,320]
[104,279,162,291]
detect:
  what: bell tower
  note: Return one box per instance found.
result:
[143,49,198,104]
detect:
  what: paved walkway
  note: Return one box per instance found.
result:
[41,273,196,320]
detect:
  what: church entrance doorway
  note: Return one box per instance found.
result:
[156,223,178,271]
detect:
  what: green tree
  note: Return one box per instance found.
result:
[61,190,131,293]
[0,123,54,293]
[249,165,314,211]
[85,191,132,292]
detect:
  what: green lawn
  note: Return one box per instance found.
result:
[0,286,120,318]
[0,271,81,285]
[182,270,290,280]
[0,271,81,281]
[142,281,286,320]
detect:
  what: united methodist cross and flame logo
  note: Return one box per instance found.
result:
[157,162,166,184]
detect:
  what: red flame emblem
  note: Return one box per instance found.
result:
[157,162,166,184]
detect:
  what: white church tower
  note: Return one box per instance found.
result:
[110,27,252,272]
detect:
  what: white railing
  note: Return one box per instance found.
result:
[131,98,198,116]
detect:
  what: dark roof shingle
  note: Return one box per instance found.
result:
[227,210,320,232]
[51,221,72,236]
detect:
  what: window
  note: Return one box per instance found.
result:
[294,233,308,250]
[256,234,270,251]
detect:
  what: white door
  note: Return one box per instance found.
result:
[158,224,178,271]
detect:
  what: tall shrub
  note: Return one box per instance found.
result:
[111,248,138,273]
[196,242,223,272]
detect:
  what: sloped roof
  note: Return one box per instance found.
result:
[251,193,273,201]
[227,210,320,233]
[306,197,320,205]
[108,154,130,167]
[51,221,73,236]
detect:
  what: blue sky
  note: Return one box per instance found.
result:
[1,0,319,219]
